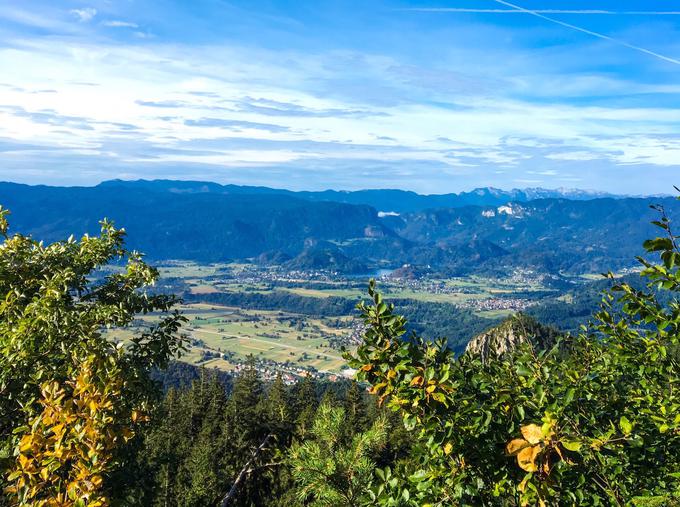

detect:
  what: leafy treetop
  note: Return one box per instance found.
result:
[0,207,187,505]
[347,203,680,506]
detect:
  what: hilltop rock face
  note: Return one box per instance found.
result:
[465,314,560,363]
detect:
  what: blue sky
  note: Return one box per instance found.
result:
[0,0,679,193]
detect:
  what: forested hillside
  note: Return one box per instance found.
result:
[1,180,677,274]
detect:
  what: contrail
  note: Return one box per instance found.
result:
[404,8,680,15]
[492,0,680,66]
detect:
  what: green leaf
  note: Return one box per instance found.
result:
[619,416,633,435]
[562,440,582,452]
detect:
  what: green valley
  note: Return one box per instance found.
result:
[118,260,618,379]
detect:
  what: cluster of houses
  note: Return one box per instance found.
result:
[226,357,355,384]
[466,297,534,313]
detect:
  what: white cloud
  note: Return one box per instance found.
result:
[0,25,678,192]
[102,20,138,28]
[546,151,605,162]
[70,7,96,23]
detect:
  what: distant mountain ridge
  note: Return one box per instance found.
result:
[96,179,631,213]
[0,180,676,275]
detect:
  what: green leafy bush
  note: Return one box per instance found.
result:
[347,209,680,505]
[0,207,187,505]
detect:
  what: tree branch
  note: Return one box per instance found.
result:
[219,434,273,507]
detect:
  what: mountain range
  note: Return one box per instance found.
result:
[0,180,676,275]
[97,179,627,213]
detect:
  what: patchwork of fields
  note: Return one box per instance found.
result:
[105,261,596,378]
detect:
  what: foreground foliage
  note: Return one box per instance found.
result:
[0,208,187,505]
[347,211,680,505]
[128,370,399,506]
[288,403,387,506]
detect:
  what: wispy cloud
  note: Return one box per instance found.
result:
[70,7,96,23]
[404,8,680,15]
[234,97,389,118]
[136,100,188,108]
[184,118,290,133]
[102,20,138,28]
[0,5,72,30]
[0,105,94,131]
[491,0,680,66]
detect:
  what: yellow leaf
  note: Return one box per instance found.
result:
[517,446,540,472]
[520,424,543,445]
[444,442,453,455]
[19,435,33,453]
[410,376,424,387]
[590,439,603,451]
[518,474,530,493]
[426,385,436,394]
[360,364,372,371]
[386,370,396,379]
[18,454,31,469]
[506,438,531,456]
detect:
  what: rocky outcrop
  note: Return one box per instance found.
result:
[465,314,560,363]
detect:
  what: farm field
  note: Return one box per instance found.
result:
[105,302,356,376]
[184,303,351,372]
[102,260,595,378]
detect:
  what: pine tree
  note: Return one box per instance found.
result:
[145,388,185,507]
[292,374,318,439]
[343,380,367,433]
[263,374,292,442]
[226,357,264,442]
[141,374,230,507]
[288,404,387,506]
[219,358,272,506]
[319,385,338,408]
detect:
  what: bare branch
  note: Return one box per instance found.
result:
[219,434,273,507]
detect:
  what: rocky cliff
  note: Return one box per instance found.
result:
[465,314,560,363]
